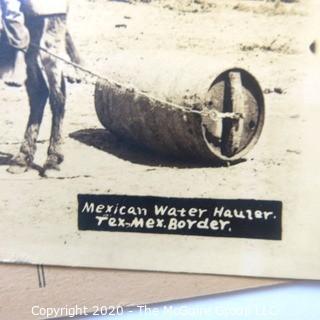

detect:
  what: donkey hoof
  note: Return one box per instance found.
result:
[41,167,61,178]
[7,164,29,174]
[7,155,29,174]
[41,155,62,177]
[41,165,61,178]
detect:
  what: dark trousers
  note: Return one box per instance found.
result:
[0,0,29,50]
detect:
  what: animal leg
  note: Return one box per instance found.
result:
[43,73,66,173]
[8,63,48,173]
[40,16,67,174]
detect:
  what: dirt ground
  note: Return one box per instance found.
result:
[1,0,320,272]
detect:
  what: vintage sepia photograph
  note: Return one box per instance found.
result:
[0,0,319,280]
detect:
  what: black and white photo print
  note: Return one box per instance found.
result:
[0,0,319,280]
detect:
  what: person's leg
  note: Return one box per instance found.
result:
[1,0,29,86]
[3,48,26,86]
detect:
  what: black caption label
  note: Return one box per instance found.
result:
[78,194,282,240]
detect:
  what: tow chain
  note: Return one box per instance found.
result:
[31,43,243,122]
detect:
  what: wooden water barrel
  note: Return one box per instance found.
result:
[94,52,265,164]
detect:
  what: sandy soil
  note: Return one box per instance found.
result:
[0,0,319,272]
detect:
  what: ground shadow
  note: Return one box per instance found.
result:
[0,151,13,166]
[0,151,43,173]
[69,128,242,169]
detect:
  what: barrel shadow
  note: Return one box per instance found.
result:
[69,128,231,168]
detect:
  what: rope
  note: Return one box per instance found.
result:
[30,42,243,121]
